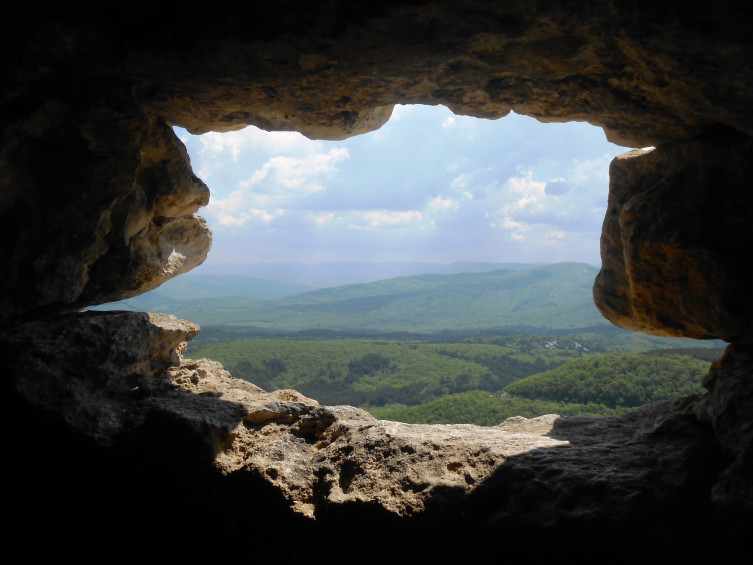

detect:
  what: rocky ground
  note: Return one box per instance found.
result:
[4,311,750,562]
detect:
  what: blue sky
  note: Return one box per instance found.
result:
[176,104,631,267]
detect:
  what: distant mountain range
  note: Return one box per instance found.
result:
[128,274,316,301]
[96,262,610,332]
[185,260,548,288]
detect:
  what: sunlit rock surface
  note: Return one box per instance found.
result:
[3,312,749,562]
[593,132,753,342]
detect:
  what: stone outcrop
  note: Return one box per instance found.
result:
[593,131,753,342]
[4,311,199,443]
[2,1,753,561]
[694,344,753,527]
[4,312,748,562]
[124,1,753,148]
[0,105,211,328]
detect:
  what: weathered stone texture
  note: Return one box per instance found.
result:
[593,132,753,342]
[695,344,753,528]
[3,312,747,562]
[123,1,753,148]
[4,311,198,443]
[0,103,211,327]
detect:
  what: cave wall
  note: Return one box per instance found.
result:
[2,1,752,562]
[3,0,753,331]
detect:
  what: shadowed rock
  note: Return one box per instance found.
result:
[593,132,753,342]
[3,312,749,562]
[0,108,211,327]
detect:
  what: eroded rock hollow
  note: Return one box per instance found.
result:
[2,1,751,562]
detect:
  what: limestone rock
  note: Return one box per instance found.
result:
[3,310,747,562]
[594,132,753,341]
[2,310,750,561]
[3,311,199,443]
[694,344,753,531]
[0,103,211,328]
[118,1,753,148]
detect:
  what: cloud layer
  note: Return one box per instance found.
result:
[176,105,630,266]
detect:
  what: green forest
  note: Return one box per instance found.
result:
[108,262,727,426]
[103,263,615,331]
[186,332,722,426]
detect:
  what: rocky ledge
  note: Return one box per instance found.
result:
[4,311,749,563]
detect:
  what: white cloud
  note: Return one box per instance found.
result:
[249,208,285,223]
[175,105,625,265]
[206,190,248,226]
[240,148,348,192]
[500,217,527,241]
[197,126,320,158]
[450,173,468,190]
[568,154,613,186]
[205,190,286,227]
[194,166,212,182]
[429,195,458,211]
[217,214,250,227]
[503,218,526,231]
[506,170,547,211]
[310,212,336,225]
[198,131,245,162]
[362,210,423,227]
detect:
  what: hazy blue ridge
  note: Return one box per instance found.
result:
[186,260,549,287]
[92,262,611,332]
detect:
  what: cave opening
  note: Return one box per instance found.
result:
[92,105,726,425]
[4,3,751,556]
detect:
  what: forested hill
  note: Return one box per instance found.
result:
[503,352,709,408]
[98,262,610,332]
[188,336,723,425]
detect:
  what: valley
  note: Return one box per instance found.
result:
[98,262,726,425]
